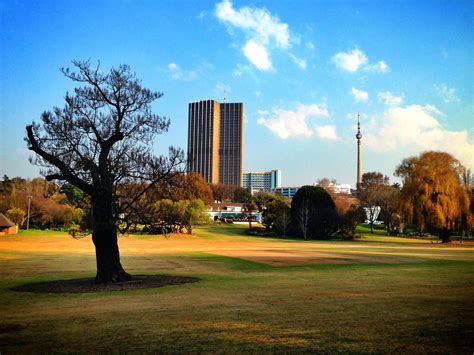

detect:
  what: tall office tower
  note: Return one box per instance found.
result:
[187,100,221,184]
[219,102,244,186]
[187,100,244,186]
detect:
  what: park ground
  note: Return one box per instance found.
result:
[0,224,473,353]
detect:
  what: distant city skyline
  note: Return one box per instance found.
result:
[1,0,472,187]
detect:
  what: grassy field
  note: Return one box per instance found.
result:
[1,224,473,353]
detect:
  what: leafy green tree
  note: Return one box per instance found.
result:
[253,192,282,212]
[263,199,291,236]
[395,151,471,242]
[183,199,210,234]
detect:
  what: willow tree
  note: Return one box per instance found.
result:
[395,151,470,242]
[26,60,184,282]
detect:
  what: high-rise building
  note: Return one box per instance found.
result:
[242,170,281,192]
[187,100,244,186]
[219,102,244,186]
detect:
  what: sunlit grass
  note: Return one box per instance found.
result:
[1,224,473,352]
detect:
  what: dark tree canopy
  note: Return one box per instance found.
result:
[290,185,339,240]
[25,60,184,282]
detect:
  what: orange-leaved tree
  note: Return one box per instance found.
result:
[395,151,471,242]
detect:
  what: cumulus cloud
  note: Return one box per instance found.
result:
[364,104,474,168]
[243,40,272,70]
[351,87,369,102]
[215,0,304,70]
[167,62,198,81]
[315,125,338,140]
[378,91,403,106]
[257,103,330,139]
[331,49,368,72]
[434,83,460,103]
[331,48,389,73]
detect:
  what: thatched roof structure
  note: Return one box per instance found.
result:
[0,213,15,227]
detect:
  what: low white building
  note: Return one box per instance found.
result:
[208,202,262,223]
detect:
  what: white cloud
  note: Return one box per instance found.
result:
[167,62,198,81]
[257,103,329,139]
[243,40,272,70]
[351,87,369,102]
[305,41,315,50]
[365,60,390,73]
[378,91,403,106]
[331,49,368,72]
[434,83,460,103]
[215,0,304,70]
[167,62,213,81]
[216,0,290,48]
[198,10,206,19]
[289,53,307,70]
[315,125,338,140]
[331,48,389,74]
[364,104,474,168]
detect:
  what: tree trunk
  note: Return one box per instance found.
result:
[92,225,131,283]
[91,192,131,283]
[440,228,451,243]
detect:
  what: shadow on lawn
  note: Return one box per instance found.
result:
[11,275,199,294]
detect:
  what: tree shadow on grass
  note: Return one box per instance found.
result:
[11,275,199,294]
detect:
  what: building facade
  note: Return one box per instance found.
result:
[242,169,281,192]
[219,102,244,186]
[188,100,244,186]
[273,186,299,199]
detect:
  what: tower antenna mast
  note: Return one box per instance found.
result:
[356,112,362,189]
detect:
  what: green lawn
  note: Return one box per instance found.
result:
[1,224,473,353]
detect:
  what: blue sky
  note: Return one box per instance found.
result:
[1,0,472,187]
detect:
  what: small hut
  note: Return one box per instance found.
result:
[0,213,18,236]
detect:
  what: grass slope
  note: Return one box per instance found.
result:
[1,224,473,353]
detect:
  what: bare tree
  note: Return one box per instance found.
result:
[296,198,311,240]
[25,60,184,283]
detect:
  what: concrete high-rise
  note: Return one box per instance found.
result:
[187,100,244,186]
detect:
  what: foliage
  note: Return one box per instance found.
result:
[263,198,291,236]
[0,176,84,229]
[252,192,283,212]
[337,205,365,239]
[211,184,251,203]
[151,199,209,234]
[290,185,340,240]
[5,208,26,226]
[395,151,471,242]
[358,172,399,234]
[155,172,214,205]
